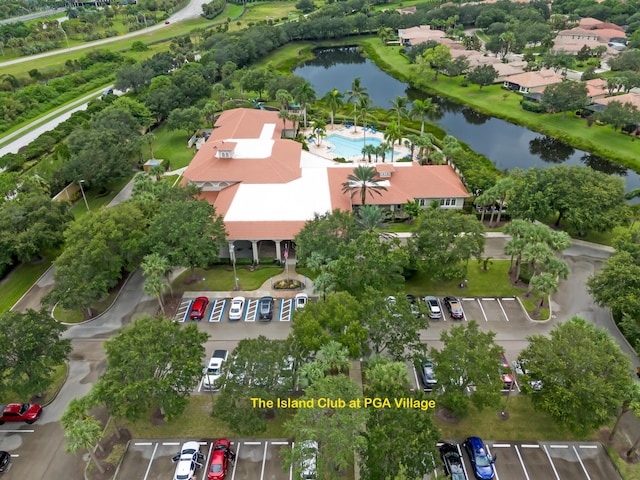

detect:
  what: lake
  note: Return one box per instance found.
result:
[293,47,640,197]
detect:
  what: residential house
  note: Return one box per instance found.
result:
[595,93,640,109]
[181,109,469,262]
[585,78,608,102]
[398,25,446,47]
[503,69,564,94]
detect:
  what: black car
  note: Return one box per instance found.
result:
[258,296,274,321]
[0,451,9,474]
[440,443,466,480]
[444,296,464,320]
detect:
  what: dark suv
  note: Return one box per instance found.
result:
[258,296,274,321]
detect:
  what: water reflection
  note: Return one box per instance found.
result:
[293,47,640,198]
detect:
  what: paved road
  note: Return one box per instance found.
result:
[0,8,65,25]
[0,0,204,69]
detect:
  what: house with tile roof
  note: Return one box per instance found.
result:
[398,25,446,47]
[503,69,564,94]
[182,108,470,263]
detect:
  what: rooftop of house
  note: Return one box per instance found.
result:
[595,93,640,109]
[503,69,564,88]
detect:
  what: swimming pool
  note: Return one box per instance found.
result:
[325,134,400,159]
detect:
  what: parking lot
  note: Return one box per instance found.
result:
[115,439,293,480]
[174,297,296,323]
[437,441,621,480]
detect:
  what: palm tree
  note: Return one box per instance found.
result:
[409,98,439,135]
[610,379,640,441]
[63,411,105,474]
[341,165,388,207]
[529,272,558,308]
[362,144,376,162]
[203,100,221,127]
[318,340,350,374]
[322,88,344,128]
[278,110,290,134]
[429,151,445,165]
[346,77,369,132]
[356,204,387,232]
[292,81,316,128]
[143,132,156,159]
[384,123,401,163]
[389,96,408,127]
[312,118,326,146]
[275,89,293,111]
[359,96,372,142]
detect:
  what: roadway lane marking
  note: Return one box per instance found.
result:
[572,445,592,480]
[457,444,471,480]
[163,442,180,446]
[230,442,240,480]
[497,299,509,321]
[476,298,488,321]
[486,446,500,480]
[260,441,268,480]
[515,445,530,480]
[142,442,159,480]
[201,442,214,480]
[135,442,153,446]
[543,445,561,480]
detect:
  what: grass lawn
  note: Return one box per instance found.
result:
[143,123,196,170]
[231,1,299,30]
[405,260,523,297]
[435,395,590,442]
[69,175,133,219]
[127,395,292,438]
[0,251,59,314]
[381,222,413,233]
[607,446,640,480]
[519,296,550,321]
[1,362,66,404]
[173,266,284,292]
[52,273,125,323]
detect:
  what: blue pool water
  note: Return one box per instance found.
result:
[325,134,401,159]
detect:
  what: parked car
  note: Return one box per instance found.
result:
[298,440,318,479]
[423,296,442,319]
[0,451,10,474]
[208,439,235,479]
[295,293,308,309]
[419,358,438,390]
[406,294,423,318]
[498,354,514,388]
[443,296,464,320]
[172,441,204,480]
[202,350,228,390]
[189,296,209,321]
[258,296,274,321]
[512,360,543,392]
[228,296,246,321]
[464,437,496,480]
[0,403,42,424]
[439,443,466,480]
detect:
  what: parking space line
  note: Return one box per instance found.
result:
[163,442,180,446]
[501,297,516,301]
[456,444,471,480]
[550,445,569,448]
[271,441,288,445]
[572,445,592,480]
[201,442,214,480]
[486,446,500,480]
[290,442,294,480]
[476,298,488,322]
[497,299,509,321]
[230,442,240,480]
[515,445,530,480]
[579,445,598,449]
[412,365,420,392]
[543,445,561,480]
[492,444,511,447]
[521,444,539,448]
[174,299,192,323]
[209,299,226,322]
[244,441,261,445]
[9,454,18,457]
[1,429,34,433]
[142,443,159,480]
[243,299,257,322]
[135,442,152,446]
[260,441,268,480]
[280,298,293,322]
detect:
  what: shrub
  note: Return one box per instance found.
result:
[520,100,545,113]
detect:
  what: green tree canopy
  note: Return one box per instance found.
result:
[466,65,498,90]
[519,317,633,435]
[541,81,588,119]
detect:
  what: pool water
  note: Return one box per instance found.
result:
[325,134,401,159]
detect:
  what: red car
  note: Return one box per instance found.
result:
[208,439,235,479]
[190,296,209,321]
[0,403,42,424]
[499,354,514,388]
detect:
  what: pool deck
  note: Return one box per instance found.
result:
[303,124,410,163]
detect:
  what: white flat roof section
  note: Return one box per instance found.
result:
[228,138,274,159]
[260,123,276,140]
[224,166,333,222]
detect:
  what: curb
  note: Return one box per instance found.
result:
[9,264,54,312]
[111,438,131,480]
[516,295,553,323]
[54,271,136,326]
[42,360,70,407]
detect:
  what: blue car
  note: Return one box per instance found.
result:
[464,437,496,480]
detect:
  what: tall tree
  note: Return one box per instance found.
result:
[596,101,640,134]
[294,209,358,266]
[346,77,369,132]
[541,81,588,119]
[432,321,504,418]
[167,106,204,139]
[420,44,453,80]
[519,317,633,435]
[0,309,71,398]
[94,315,208,421]
[389,96,408,127]
[292,81,316,128]
[409,98,438,135]
[64,414,105,474]
[383,122,402,162]
[466,65,499,90]
[146,199,227,280]
[341,165,388,207]
[321,88,344,128]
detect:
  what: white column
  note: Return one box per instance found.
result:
[252,240,259,264]
[275,241,282,262]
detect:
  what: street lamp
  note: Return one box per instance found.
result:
[229,244,239,290]
[59,25,69,49]
[78,180,89,211]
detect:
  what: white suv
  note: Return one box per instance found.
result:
[202,350,228,390]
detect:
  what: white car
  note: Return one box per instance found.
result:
[172,441,203,480]
[295,293,308,309]
[228,296,246,321]
[298,440,318,479]
[202,350,228,390]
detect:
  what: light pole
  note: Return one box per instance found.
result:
[59,25,69,49]
[78,180,89,211]
[229,244,239,290]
